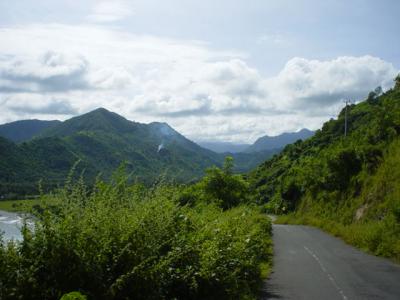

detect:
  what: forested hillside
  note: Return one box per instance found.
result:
[0,108,275,197]
[0,108,222,196]
[0,120,60,143]
[249,75,400,260]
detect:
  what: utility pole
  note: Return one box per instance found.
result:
[344,99,351,137]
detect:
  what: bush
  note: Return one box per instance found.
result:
[0,173,271,299]
[180,156,250,210]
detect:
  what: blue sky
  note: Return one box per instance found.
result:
[0,0,399,142]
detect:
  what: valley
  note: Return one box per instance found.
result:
[0,108,307,198]
[1,77,400,299]
[1,1,400,299]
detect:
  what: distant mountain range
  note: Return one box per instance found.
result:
[0,120,61,143]
[244,129,314,153]
[0,108,289,196]
[199,129,314,154]
[197,142,250,153]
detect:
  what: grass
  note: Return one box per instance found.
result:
[276,214,400,263]
[0,199,40,213]
[275,139,400,263]
[0,197,60,214]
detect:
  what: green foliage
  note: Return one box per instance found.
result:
[0,120,60,143]
[60,292,87,300]
[0,108,274,197]
[0,170,271,299]
[0,199,42,213]
[395,74,400,90]
[250,80,400,260]
[180,157,250,210]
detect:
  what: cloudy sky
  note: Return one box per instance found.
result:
[0,0,399,143]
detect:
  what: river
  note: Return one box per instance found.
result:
[0,210,25,241]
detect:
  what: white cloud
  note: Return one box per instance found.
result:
[0,51,89,92]
[87,0,133,23]
[0,23,398,143]
[272,56,397,109]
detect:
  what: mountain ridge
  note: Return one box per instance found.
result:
[0,108,275,197]
[0,119,61,143]
[244,128,314,153]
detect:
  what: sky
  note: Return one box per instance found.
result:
[0,0,399,143]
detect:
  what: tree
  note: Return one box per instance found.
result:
[202,157,249,209]
[395,74,400,90]
[374,86,383,96]
[367,86,382,104]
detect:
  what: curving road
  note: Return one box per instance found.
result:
[262,224,400,300]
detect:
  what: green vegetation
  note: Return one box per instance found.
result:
[0,108,275,198]
[249,76,400,261]
[60,292,87,300]
[0,163,272,300]
[180,157,251,210]
[0,120,60,143]
[0,199,40,213]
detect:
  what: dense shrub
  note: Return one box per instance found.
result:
[180,157,250,210]
[0,171,271,300]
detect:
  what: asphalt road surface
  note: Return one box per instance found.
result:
[262,224,400,300]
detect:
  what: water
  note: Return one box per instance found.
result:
[0,210,25,241]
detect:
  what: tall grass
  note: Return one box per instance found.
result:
[0,173,272,300]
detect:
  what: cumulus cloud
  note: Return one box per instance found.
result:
[0,23,398,142]
[272,56,397,110]
[0,51,89,92]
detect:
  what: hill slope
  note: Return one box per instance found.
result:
[0,108,274,197]
[249,77,400,261]
[0,120,60,142]
[0,108,225,196]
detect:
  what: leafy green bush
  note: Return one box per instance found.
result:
[0,170,271,299]
[180,156,250,210]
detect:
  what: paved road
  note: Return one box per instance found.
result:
[262,225,400,300]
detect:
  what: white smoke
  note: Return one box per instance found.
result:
[157,143,164,153]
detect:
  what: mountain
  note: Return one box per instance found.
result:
[248,77,400,261]
[0,108,271,197]
[0,107,294,197]
[38,108,221,181]
[198,141,250,153]
[244,128,314,153]
[199,129,314,154]
[197,139,280,168]
[0,120,60,142]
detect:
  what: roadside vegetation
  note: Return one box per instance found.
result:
[277,138,400,261]
[250,75,400,262]
[0,159,272,300]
